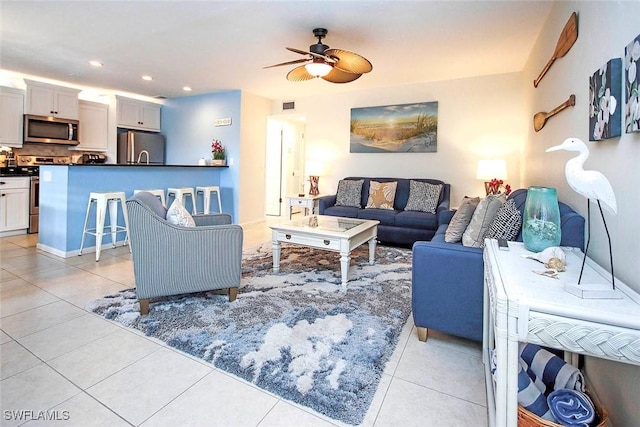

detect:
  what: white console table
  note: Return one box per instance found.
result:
[482,240,640,427]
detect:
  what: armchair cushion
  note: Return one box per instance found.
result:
[166,199,195,227]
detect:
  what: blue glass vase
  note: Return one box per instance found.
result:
[522,186,561,252]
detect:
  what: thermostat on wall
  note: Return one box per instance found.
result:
[214,117,232,126]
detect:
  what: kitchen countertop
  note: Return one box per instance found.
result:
[64,163,229,167]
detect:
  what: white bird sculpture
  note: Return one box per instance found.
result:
[546,137,617,214]
[546,137,617,289]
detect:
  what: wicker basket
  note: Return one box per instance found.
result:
[517,395,608,427]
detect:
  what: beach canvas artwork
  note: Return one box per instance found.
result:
[350,102,438,153]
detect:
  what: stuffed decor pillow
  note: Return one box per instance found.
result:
[484,199,522,245]
[462,193,506,248]
[335,179,364,208]
[404,181,442,213]
[365,181,398,210]
[444,196,481,243]
[166,199,196,227]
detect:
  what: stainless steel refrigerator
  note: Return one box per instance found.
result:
[117,131,166,165]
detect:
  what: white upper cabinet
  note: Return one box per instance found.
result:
[25,79,80,120]
[116,96,161,131]
[75,100,109,151]
[0,87,25,147]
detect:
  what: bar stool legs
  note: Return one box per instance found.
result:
[79,191,131,261]
[167,187,196,214]
[196,186,222,214]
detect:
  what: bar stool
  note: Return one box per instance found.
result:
[133,189,166,207]
[167,187,196,214]
[196,186,223,214]
[79,191,131,262]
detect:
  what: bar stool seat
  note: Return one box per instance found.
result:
[133,189,166,207]
[167,187,196,214]
[79,191,131,261]
[196,186,223,214]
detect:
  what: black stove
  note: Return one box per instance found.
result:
[0,166,39,177]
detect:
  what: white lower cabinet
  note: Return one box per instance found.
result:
[0,178,29,232]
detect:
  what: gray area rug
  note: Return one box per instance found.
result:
[87,243,412,425]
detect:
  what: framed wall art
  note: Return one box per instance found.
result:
[624,34,640,133]
[589,58,622,141]
[350,101,438,153]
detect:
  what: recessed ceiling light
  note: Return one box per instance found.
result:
[142,75,153,81]
[89,60,103,67]
[183,86,192,92]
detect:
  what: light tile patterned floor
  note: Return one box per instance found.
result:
[0,218,487,427]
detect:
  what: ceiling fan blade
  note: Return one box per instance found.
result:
[286,47,328,60]
[322,67,363,83]
[263,58,309,69]
[286,65,315,82]
[324,48,372,74]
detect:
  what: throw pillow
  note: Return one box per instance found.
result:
[462,193,506,248]
[444,196,481,243]
[484,199,522,245]
[365,181,398,210]
[335,179,364,208]
[404,181,443,213]
[166,199,196,227]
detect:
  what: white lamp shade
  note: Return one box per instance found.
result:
[476,159,507,180]
[305,62,332,77]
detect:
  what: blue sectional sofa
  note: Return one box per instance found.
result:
[411,188,585,343]
[317,177,451,247]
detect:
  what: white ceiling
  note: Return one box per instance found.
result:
[0,1,553,101]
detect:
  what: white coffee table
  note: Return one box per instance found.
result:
[270,215,379,287]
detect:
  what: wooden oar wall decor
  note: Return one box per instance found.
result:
[533,94,575,132]
[534,12,578,87]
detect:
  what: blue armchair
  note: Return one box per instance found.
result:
[126,192,243,314]
[411,189,585,342]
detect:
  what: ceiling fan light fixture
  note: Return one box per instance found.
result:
[304,62,332,77]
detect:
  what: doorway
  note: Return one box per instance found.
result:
[265,116,306,216]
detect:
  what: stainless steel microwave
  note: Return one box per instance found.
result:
[23,114,79,145]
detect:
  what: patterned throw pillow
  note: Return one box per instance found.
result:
[445,196,481,243]
[404,181,443,213]
[365,181,398,210]
[484,199,522,246]
[166,199,195,227]
[335,179,364,208]
[461,193,506,248]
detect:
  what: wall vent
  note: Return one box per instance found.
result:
[282,101,295,111]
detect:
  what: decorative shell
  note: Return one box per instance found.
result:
[545,257,566,272]
[532,246,566,264]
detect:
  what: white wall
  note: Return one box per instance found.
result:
[280,72,526,205]
[522,2,640,425]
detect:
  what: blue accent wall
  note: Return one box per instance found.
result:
[161,91,241,221]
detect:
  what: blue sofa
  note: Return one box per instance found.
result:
[317,177,451,247]
[411,188,585,342]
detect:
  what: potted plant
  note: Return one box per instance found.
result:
[211,139,226,166]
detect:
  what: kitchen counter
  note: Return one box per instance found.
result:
[37,164,232,257]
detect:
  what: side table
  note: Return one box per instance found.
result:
[286,194,324,219]
[483,239,640,427]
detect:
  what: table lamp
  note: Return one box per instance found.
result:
[476,159,507,195]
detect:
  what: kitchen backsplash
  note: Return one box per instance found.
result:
[10,143,106,163]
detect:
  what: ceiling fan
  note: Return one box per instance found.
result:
[264,28,373,83]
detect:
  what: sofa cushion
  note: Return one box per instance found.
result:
[445,196,480,243]
[404,181,442,213]
[166,199,195,227]
[366,181,397,210]
[357,208,398,226]
[485,199,522,245]
[395,210,438,230]
[462,193,506,248]
[323,206,362,218]
[335,179,364,208]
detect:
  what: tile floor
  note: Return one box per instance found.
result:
[0,219,487,427]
